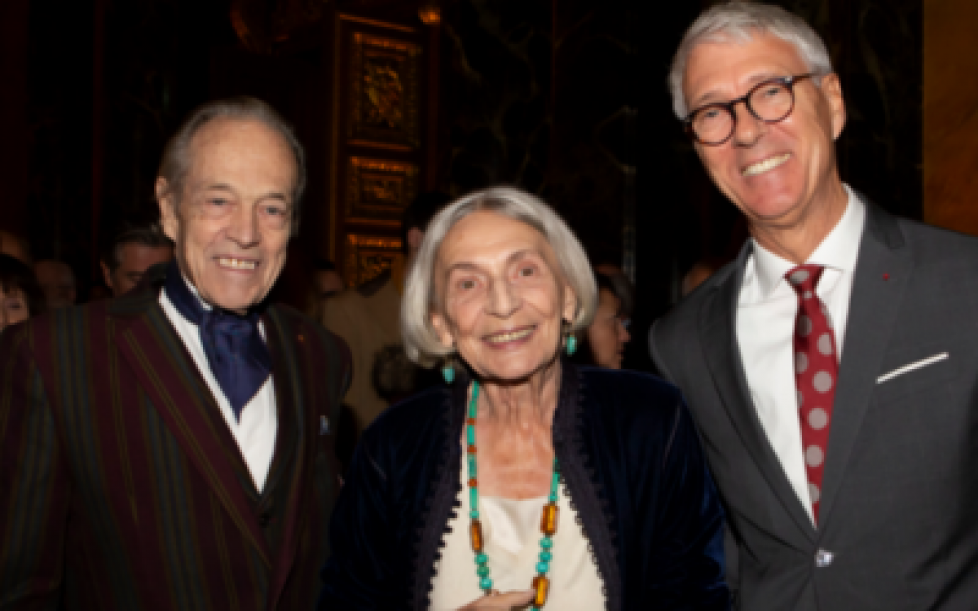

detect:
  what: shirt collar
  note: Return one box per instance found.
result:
[751,184,866,297]
[171,265,212,313]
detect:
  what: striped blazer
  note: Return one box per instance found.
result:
[0,273,350,610]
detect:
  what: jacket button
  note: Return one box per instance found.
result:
[258,512,271,527]
[815,549,834,568]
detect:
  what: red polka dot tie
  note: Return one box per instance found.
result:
[786,265,837,524]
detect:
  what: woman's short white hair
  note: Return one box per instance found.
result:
[668,1,834,119]
[401,186,598,367]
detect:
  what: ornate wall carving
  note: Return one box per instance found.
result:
[346,157,419,224]
[349,32,421,150]
[329,13,428,281]
[344,233,404,286]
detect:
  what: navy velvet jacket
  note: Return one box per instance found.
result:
[319,363,729,610]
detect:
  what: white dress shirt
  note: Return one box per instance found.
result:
[736,185,866,523]
[159,278,278,493]
[429,454,605,610]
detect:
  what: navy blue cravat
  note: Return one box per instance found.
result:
[163,261,272,420]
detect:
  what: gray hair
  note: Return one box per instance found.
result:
[668,1,834,119]
[401,186,598,368]
[156,96,307,233]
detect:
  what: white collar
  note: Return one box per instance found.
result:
[178,269,213,313]
[751,184,866,298]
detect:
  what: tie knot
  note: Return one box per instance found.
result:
[201,310,260,350]
[786,265,824,294]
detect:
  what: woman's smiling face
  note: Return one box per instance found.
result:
[430,211,577,383]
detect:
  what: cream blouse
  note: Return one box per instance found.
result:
[429,455,606,610]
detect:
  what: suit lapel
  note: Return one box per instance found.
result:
[261,309,300,501]
[262,307,313,609]
[818,203,911,526]
[109,284,273,568]
[700,246,817,544]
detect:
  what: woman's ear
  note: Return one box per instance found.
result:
[562,283,578,325]
[430,312,456,349]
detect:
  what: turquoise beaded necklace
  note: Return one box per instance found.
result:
[466,380,561,610]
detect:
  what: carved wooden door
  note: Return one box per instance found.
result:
[327,11,437,287]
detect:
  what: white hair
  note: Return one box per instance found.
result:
[668,1,834,119]
[401,186,598,368]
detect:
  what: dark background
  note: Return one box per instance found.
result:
[0,0,921,371]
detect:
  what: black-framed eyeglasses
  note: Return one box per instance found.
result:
[683,74,815,146]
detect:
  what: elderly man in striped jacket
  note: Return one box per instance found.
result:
[0,96,350,610]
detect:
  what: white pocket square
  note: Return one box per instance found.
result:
[877,352,949,384]
[320,415,330,435]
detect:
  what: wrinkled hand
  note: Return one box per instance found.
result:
[458,589,535,610]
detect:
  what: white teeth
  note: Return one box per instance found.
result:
[487,328,533,343]
[218,257,257,270]
[743,153,791,177]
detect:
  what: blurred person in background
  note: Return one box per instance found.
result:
[100,222,174,297]
[305,257,344,319]
[34,259,76,309]
[0,230,32,265]
[87,283,112,301]
[681,259,720,297]
[0,254,44,332]
[571,271,632,369]
[321,190,452,432]
[314,258,344,299]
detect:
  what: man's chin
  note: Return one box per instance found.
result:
[739,195,805,225]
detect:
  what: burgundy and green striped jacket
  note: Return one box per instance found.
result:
[0,275,350,610]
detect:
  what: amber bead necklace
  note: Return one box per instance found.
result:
[466,380,561,610]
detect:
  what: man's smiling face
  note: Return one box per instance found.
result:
[683,34,846,232]
[158,118,296,314]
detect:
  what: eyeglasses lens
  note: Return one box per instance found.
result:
[750,81,794,122]
[691,80,795,145]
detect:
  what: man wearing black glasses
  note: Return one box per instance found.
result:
[651,2,978,610]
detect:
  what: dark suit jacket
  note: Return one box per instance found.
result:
[0,267,350,610]
[319,363,729,610]
[650,202,978,610]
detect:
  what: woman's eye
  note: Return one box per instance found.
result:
[458,279,476,290]
[519,267,535,277]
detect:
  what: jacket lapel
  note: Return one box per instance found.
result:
[700,245,817,544]
[262,307,313,609]
[817,203,911,527]
[109,281,273,568]
[260,309,301,503]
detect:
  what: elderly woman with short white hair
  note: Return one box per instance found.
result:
[319,187,729,610]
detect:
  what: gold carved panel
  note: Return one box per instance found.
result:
[349,32,421,150]
[347,157,418,224]
[344,233,404,287]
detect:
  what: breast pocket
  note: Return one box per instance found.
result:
[875,348,957,402]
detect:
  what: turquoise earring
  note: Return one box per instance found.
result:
[442,362,455,384]
[565,335,578,356]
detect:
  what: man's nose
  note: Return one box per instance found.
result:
[227,204,260,247]
[731,102,766,147]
